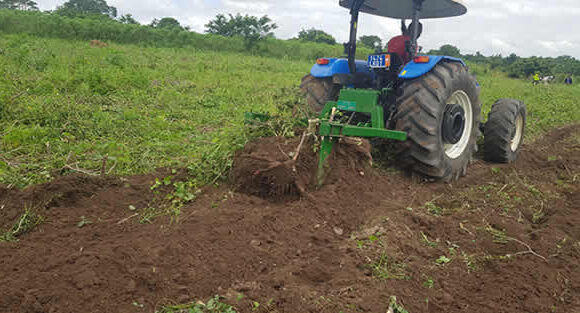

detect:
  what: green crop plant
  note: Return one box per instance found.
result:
[420,232,438,248]
[367,253,409,280]
[425,201,443,216]
[485,226,509,244]
[0,208,44,242]
[423,276,435,289]
[388,296,410,313]
[156,296,236,313]
[462,252,479,273]
[435,256,451,265]
[77,216,93,228]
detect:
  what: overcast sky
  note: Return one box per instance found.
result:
[37,0,580,58]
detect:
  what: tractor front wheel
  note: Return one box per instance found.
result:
[300,74,340,113]
[393,62,482,181]
[483,99,527,163]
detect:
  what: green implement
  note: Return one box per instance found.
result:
[244,88,408,188]
[316,88,407,185]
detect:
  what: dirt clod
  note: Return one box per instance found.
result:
[231,136,372,201]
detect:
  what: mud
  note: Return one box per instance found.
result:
[0,125,579,313]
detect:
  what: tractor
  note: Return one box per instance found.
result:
[300,0,527,183]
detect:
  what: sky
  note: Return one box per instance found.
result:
[37,0,580,58]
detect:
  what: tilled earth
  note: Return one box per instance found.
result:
[1,125,579,313]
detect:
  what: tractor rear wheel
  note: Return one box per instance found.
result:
[392,62,482,181]
[300,74,340,113]
[483,99,527,163]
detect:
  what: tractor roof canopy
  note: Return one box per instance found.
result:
[339,0,467,19]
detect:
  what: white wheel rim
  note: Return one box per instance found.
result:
[444,90,473,159]
[511,114,524,152]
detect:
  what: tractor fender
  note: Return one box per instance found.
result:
[398,56,465,80]
[310,58,371,78]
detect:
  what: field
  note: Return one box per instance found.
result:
[1,33,580,313]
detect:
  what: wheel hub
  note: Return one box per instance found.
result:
[443,103,466,145]
[443,90,473,160]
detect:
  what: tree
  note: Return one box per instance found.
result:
[297,28,336,45]
[359,35,382,50]
[429,44,461,57]
[438,44,461,57]
[55,0,117,18]
[119,14,139,25]
[205,13,277,48]
[150,17,183,30]
[505,53,519,66]
[0,0,38,10]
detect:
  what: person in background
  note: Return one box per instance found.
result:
[564,75,573,85]
[533,73,540,85]
[387,20,423,64]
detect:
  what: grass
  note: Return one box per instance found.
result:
[471,63,580,140]
[156,296,236,313]
[0,34,578,189]
[0,33,309,188]
[367,253,409,280]
[0,208,44,241]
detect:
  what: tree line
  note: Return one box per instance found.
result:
[428,44,580,79]
[0,0,578,79]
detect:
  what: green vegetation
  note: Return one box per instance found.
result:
[55,0,117,18]
[423,276,435,289]
[359,35,382,50]
[367,253,409,280]
[388,296,410,313]
[0,208,44,241]
[425,201,443,216]
[0,33,309,187]
[0,0,38,10]
[157,296,236,313]
[0,33,578,189]
[298,28,337,45]
[435,256,451,265]
[0,6,579,190]
[205,13,277,48]
[151,17,185,31]
[0,10,371,61]
[471,62,580,138]
[430,44,580,79]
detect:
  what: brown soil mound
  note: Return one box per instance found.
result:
[231,135,372,200]
[0,125,579,313]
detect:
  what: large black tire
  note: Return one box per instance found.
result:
[300,74,340,112]
[483,99,527,163]
[392,62,482,181]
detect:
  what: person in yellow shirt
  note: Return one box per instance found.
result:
[533,73,540,85]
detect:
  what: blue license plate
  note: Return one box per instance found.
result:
[368,54,391,69]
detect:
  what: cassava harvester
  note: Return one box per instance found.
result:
[248,0,527,188]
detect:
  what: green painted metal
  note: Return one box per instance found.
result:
[319,121,407,141]
[336,100,357,111]
[317,137,337,186]
[316,88,408,186]
[244,87,410,187]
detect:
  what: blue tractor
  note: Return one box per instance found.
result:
[301,0,527,183]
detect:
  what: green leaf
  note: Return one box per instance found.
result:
[435,255,451,265]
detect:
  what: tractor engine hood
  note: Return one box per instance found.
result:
[339,0,467,19]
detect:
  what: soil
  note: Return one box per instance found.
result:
[1,125,579,313]
[230,135,372,200]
